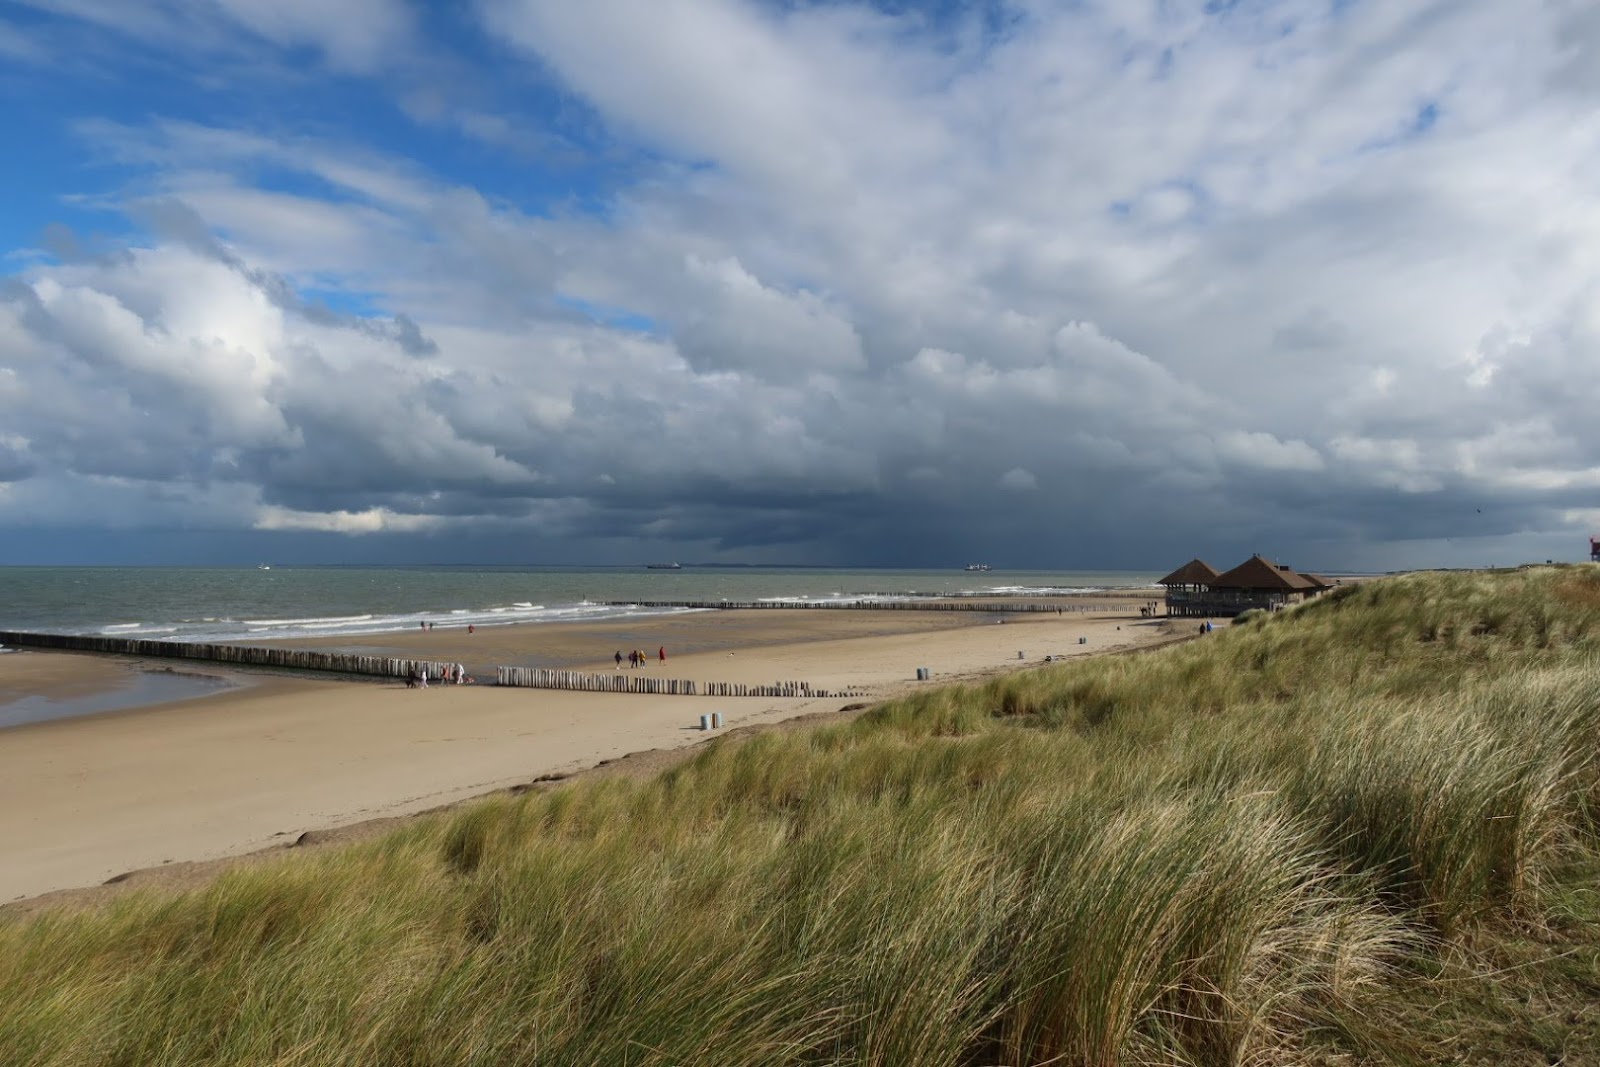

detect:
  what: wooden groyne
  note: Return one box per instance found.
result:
[497,667,698,694]
[603,600,1102,613]
[0,631,857,698]
[495,667,855,698]
[0,631,453,682]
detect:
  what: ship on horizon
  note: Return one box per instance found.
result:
[964,563,992,572]
[645,562,683,570]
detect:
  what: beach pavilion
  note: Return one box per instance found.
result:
[1158,554,1334,617]
[1157,558,1221,618]
[1205,554,1328,614]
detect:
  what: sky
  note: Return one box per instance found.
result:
[1,0,1598,571]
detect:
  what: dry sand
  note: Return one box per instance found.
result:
[0,598,1182,907]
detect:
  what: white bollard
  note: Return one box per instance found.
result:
[700,714,712,731]
[712,712,724,728]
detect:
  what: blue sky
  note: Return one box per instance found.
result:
[1,5,621,251]
[1,0,1598,569]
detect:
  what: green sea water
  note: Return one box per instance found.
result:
[0,565,1162,644]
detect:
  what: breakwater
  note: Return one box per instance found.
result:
[497,667,697,694]
[494,667,853,698]
[0,631,453,682]
[602,600,1100,612]
[0,631,852,698]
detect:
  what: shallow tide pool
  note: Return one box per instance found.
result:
[0,668,239,730]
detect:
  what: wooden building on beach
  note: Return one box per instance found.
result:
[1157,558,1221,618]
[1160,554,1333,617]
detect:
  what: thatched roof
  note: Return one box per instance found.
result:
[1209,555,1317,592]
[1157,559,1221,587]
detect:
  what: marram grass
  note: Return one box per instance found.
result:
[4,566,1600,1065]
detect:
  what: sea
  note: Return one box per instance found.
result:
[0,566,1163,644]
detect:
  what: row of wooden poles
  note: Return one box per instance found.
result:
[603,600,1098,612]
[0,630,844,698]
[493,667,848,698]
[497,666,697,694]
[0,630,453,682]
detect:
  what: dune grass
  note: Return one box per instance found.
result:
[4,566,1600,1064]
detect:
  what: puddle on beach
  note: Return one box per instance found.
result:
[0,669,239,730]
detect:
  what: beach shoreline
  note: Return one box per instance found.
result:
[0,594,1185,911]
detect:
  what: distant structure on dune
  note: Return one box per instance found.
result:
[1591,537,1599,563]
[1158,554,1334,618]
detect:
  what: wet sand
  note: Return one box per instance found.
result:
[0,653,240,729]
[0,649,144,704]
[0,596,1179,906]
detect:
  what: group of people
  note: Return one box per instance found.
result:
[616,647,666,669]
[409,662,470,688]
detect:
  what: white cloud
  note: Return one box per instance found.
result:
[673,254,865,377]
[210,0,412,72]
[0,19,47,61]
[1214,431,1325,473]
[13,0,415,72]
[999,467,1037,492]
[254,505,447,534]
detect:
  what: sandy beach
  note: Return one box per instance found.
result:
[0,597,1181,906]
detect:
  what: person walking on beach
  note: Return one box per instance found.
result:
[419,667,429,689]
[455,663,465,685]
[658,646,666,665]
[615,649,623,669]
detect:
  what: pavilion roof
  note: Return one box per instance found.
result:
[1157,558,1221,586]
[1209,554,1318,592]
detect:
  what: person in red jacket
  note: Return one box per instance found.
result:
[658,646,666,665]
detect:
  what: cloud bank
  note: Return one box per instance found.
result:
[1,0,1597,568]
